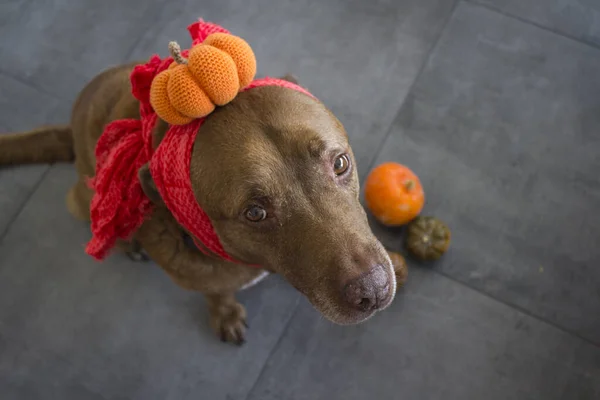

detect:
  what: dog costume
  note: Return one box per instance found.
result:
[86,19,314,262]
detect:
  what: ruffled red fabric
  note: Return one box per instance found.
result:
[86,56,171,260]
[188,18,230,46]
[86,19,315,263]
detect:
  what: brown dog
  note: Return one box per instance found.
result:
[0,63,403,344]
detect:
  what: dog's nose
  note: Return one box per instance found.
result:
[343,264,390,311]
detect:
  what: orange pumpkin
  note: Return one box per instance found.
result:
[149,33,257,125]
[364,162,424,226]
[187,44,240,105]
[167,64,215,118]
[203,33,256,88]
[149,69,193,126]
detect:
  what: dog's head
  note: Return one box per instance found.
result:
[145,81,395,324]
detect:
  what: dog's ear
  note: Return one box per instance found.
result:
[138,163,164,205]
[279,74,299,84]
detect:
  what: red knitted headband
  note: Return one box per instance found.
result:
[86,20,314,263]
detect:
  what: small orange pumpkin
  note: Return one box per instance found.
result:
[203,33,256,88]
[149,33,257,125]
[149,68,193,125]
[364,162,424,226]
[187,44,240,105]
[167,64,214,118]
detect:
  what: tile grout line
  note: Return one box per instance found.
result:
[431,268,600,348]
[241,296,302,400]
[123,1,172,62]
[0,165,52,244]
[0,68,64,102]
[124,31,150,62]
[464,0,600,51]
[360,0,460,181]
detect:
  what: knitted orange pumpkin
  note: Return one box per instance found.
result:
[364,162,424,226]
[149,69,193,125]
[187,44,240,105]
[167,65,214,118]
[203,33,256,88]
[150,33,257,125]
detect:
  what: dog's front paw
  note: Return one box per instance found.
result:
[209,301,248,346]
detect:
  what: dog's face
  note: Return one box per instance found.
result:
[189,86,396,324]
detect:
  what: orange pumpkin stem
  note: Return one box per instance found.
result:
[405,180,415,191]
[169,41,188,65]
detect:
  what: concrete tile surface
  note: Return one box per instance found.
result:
[472,0,600,47]
[1,0,599,399]
[0,74,69,236]
[0,0,167,101]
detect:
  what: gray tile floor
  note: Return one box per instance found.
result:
[0,0,599,399]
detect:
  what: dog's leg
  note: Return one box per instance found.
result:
[66,179,92,221]
[133,210,267,343]
[205,292,247,345]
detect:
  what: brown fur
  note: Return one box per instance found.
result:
[0,125,74,165]
[0,63,401,344]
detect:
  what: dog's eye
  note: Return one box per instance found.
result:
[333,154,350,175]
[245,206,267,222]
